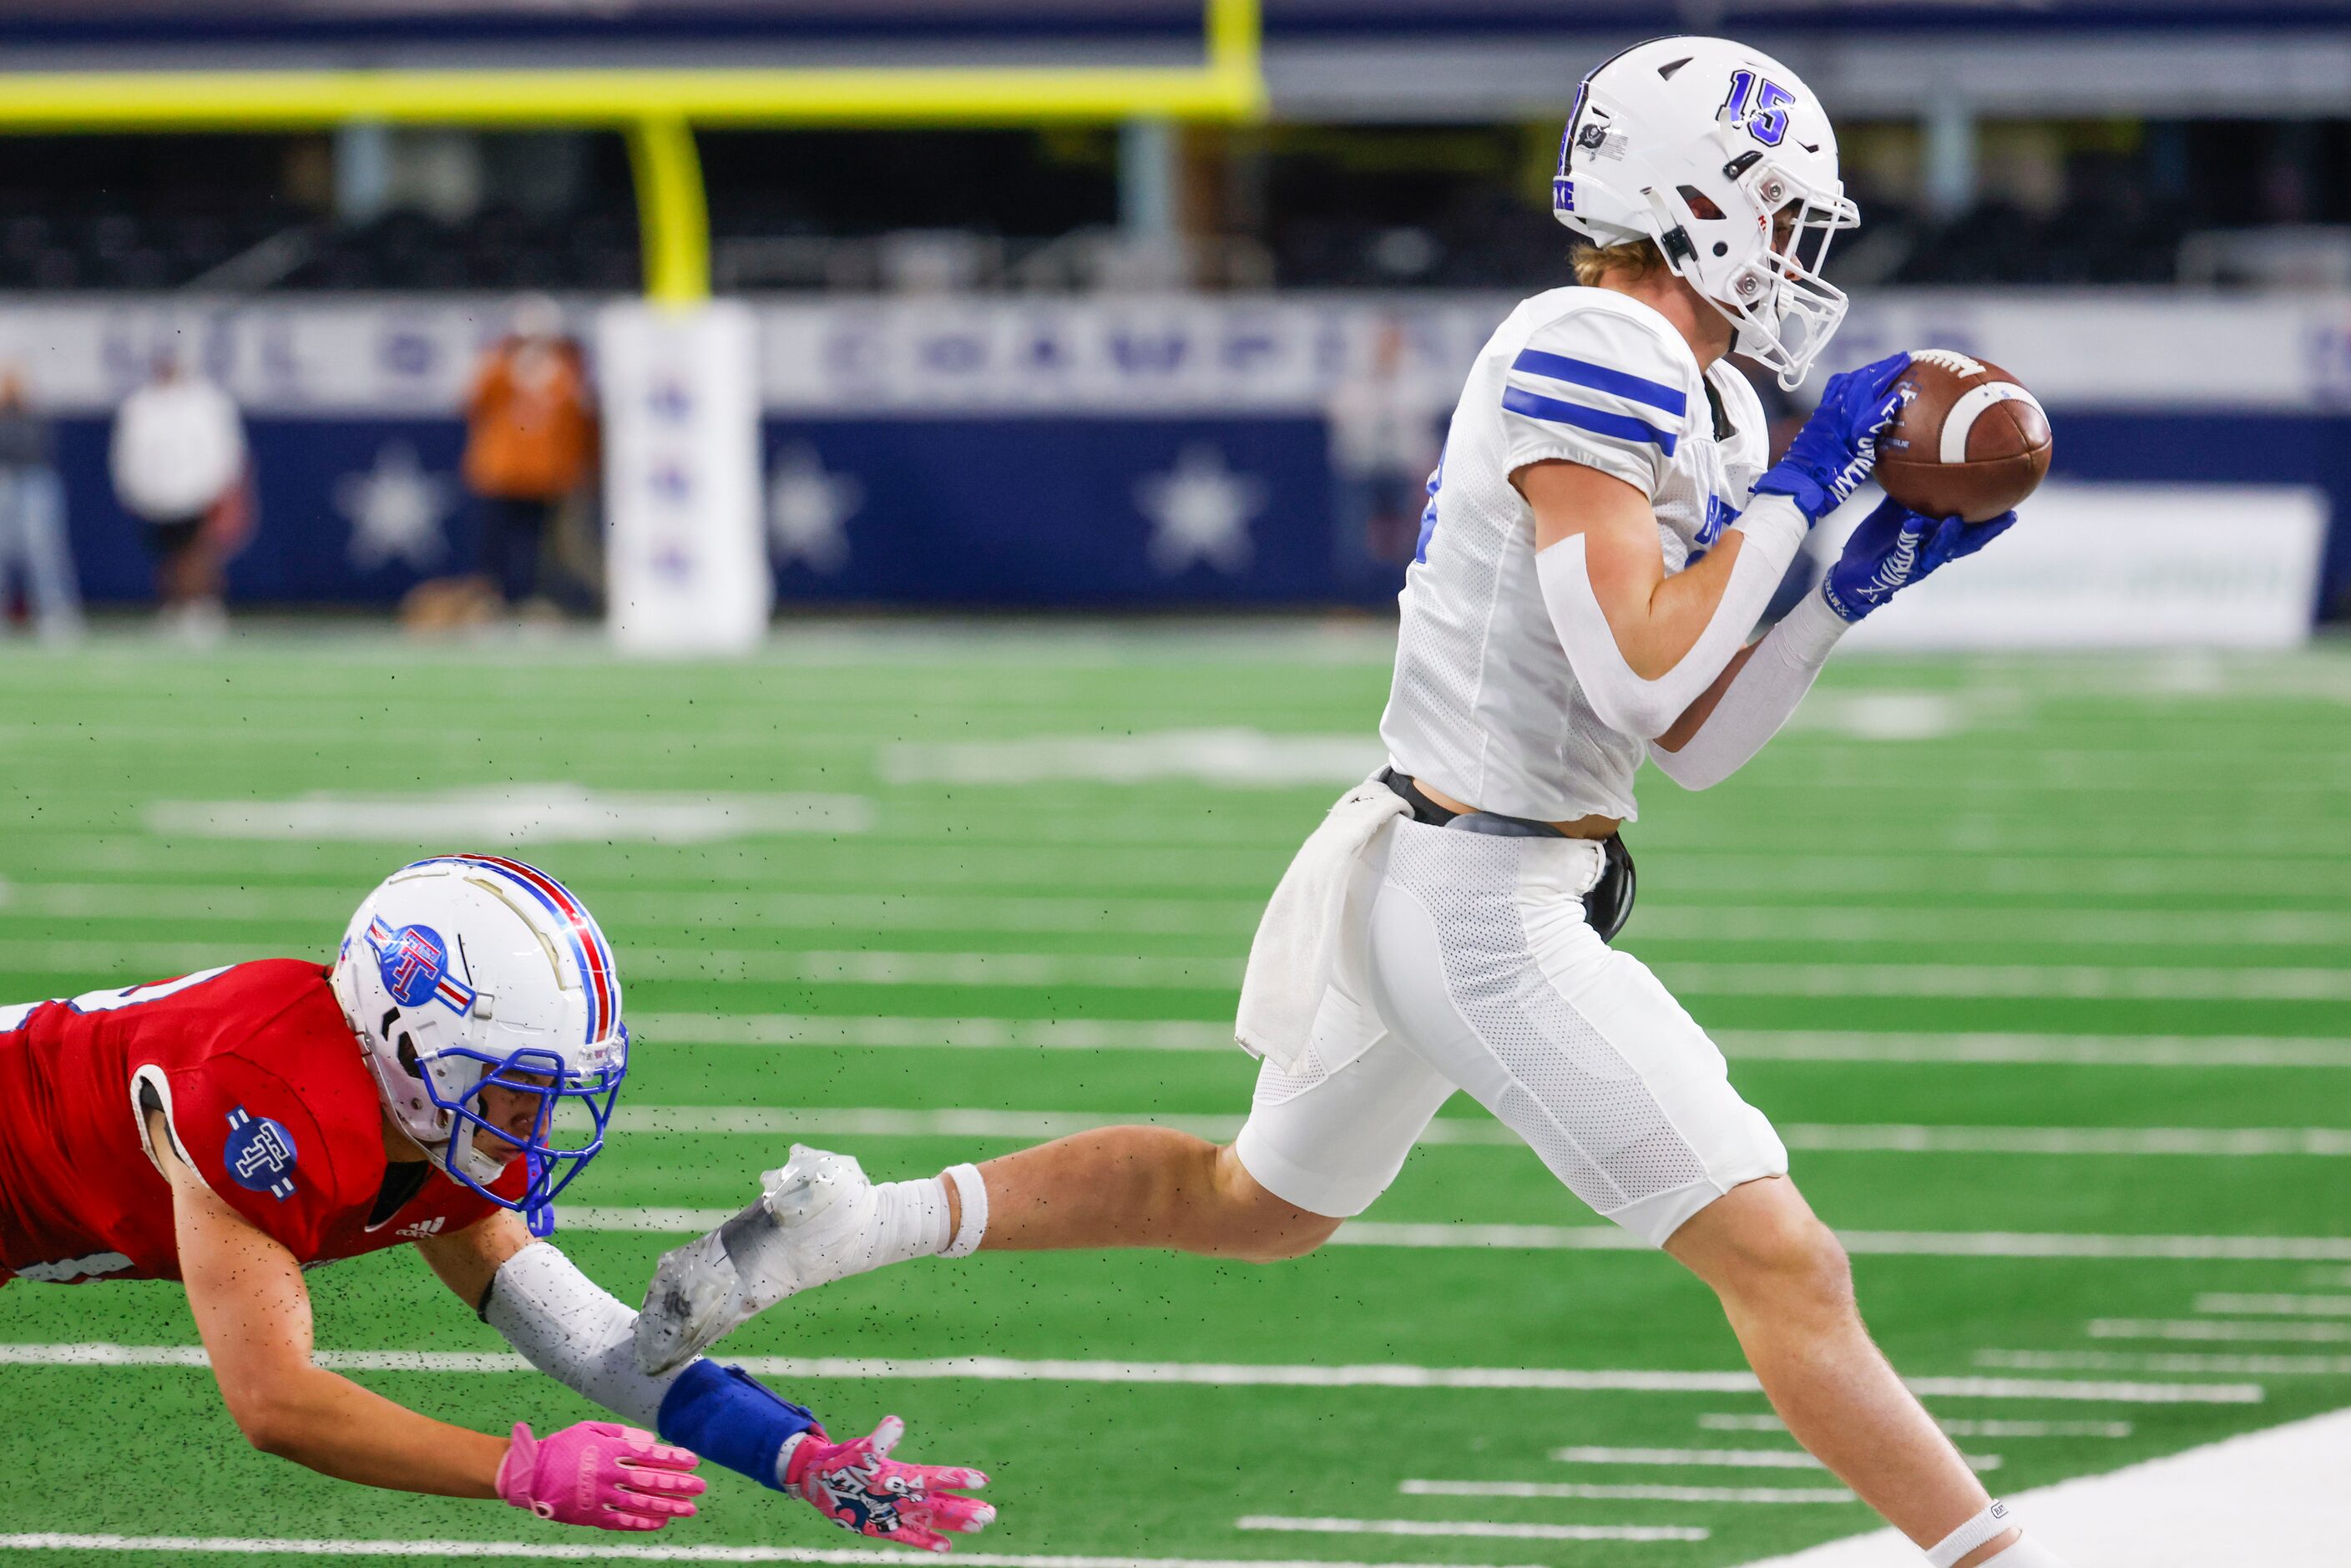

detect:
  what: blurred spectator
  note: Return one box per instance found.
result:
[0,369,80,640]
[1326,320,1441,590]
[461,295,598,615]
[109,351,248,641]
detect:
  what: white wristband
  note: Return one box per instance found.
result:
[1927,1500,2015,1568]
[942,1163,988,1258]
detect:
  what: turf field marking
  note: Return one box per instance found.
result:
[1978,1348,2351,1376]
[876,731,1383,789]
[1401,1479,1855,1505]
[635,1019,2351,1069]
[2195,1293,2351,1316]
[143,788,872,845]
[1634,905,2351,948]
[1723,1404,2351,1566]
[0,1535,1534,1568]
[551,1206,2351,1265]
[1696,1414,2133,1439]
[605,1105,2351,1158]
[1235,1519,1707,1544]
[19,881,2351,948]
[1550,1445,1998,1474]
[0,1345,2263,1404]
[1717,1031,2351,1069]
[632,1014,1232,1050]
[2087,1319,2351,1344]
[1659,962,2351,1001]
[0,883,1264,938]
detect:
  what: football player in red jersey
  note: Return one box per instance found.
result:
[0,855,993,1550]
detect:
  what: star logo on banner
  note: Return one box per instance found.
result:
[1136,444,1266,577]
[336,442,458,571]
[767,442,862,574]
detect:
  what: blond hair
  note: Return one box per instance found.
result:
[1571,237,1669,288]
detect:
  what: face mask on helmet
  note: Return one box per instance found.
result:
[1639,145,1858,389]
[334,855,629,1237]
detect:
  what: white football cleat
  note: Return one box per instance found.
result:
[635,1145,881,1375]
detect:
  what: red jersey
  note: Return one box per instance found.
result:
[0,960,518,1284]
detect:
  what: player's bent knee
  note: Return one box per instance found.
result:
[1206,1144,1343,1262]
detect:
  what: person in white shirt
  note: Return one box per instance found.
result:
[109,351,247,637]
[632,36,2050,1568]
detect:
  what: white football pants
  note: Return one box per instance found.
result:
[1233,817,1787,1247]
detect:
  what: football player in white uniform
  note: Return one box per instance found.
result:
[638,36,2049,1568]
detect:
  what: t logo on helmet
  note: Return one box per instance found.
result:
[376,922,450,1008]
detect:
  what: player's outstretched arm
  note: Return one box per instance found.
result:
[424,1211,995,1553]
[1648,498,2019,789]
[1523,353,1909,741]
[157,1115,701,1527]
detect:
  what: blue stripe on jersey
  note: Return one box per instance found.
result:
[1511,348,1688,417]
[1501,384,1681,456]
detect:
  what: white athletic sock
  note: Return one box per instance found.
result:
[941,1163,988,1257]
[866,1177,953,1269]
[1976,1540,2071,1567]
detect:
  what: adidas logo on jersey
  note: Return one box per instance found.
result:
[394,1216,446,1239]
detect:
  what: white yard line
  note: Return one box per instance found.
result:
[0,1535,1533,1568]
[634,1014,1233,1050]
[2088,1319,2351,1343]
[636,1019,2351,1069]
[1401,1479,1854,1505]
[1727,1405,2351,1567]
[2194,1292,2351,1317]
[1234,1519,1706,1545]
[547,1204,2351,1267]
[0,883,1262,938]
[0,1344,2262,1404]
[11,941,2343,1003]
[605,1105,2351,1159]
[14,880,2350,947]
[1978,1348,2351,1376]
[1658,963,2351,1002]
[1697,1414,2131,1440]
[1550,1445,1996,1474]
[1716,1031,2351,1069]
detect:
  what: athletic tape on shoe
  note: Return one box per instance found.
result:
[1927,1500,2015,1568]
[943,1164,988,1258]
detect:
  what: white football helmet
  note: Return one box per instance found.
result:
[1552,35,1858,388]
[331,855,628,1232]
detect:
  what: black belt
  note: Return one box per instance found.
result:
[1379,769,1637,944]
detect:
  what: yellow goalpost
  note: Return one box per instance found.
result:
[0,0,1266,303]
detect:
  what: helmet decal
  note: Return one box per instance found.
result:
[366,917,478,1016]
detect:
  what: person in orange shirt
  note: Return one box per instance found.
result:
[463,296,598,609]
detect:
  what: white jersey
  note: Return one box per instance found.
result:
[1379,286,1768,823]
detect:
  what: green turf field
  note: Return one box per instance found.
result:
[2,627,2348,1567]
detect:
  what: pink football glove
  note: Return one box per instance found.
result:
[495,1420,706,1532]
[784,1416,994,1553]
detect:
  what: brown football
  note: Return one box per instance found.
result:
[1874,349,2053,523]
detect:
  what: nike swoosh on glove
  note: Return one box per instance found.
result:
[784,1416,995,1554]
[1820,497,2018,622]
[1753,352,1913,522]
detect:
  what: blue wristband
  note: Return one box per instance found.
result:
[655,1360,821,1491]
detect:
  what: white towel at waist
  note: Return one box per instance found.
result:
[1235,773,1410,1072]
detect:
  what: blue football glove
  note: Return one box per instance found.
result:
[1819,497,2017,623]
[1753,353,1913,522]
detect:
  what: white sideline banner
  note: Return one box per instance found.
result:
[599,301,769,655]
[1821,483,2329,650]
